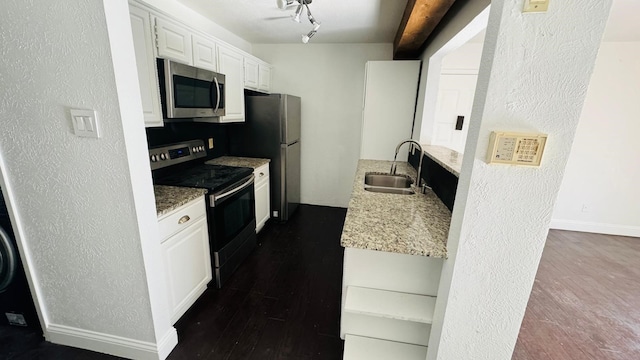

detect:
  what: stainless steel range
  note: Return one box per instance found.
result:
[150,140,257,288]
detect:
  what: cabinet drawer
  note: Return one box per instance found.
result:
[254,163,270,186]
[158,196,206,242]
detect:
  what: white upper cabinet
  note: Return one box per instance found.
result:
[217,45,245,122]
[192,34,217,72]
[258,63,272,93]
[155,17,193,65]
[130,1,273,124]
[129,6,163,128]
[244,57,259,90]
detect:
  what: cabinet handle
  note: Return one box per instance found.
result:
[178,215,190,224]
[259,172,264,177]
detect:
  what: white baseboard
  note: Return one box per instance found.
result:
[46,324,178,360]
[550,219,640,238]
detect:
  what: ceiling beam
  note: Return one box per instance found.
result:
[393,0,457,59]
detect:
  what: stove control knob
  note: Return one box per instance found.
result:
[160,153,167,160]
[200,146,205,151]
[192,147,198,153]
[150,155,157,162]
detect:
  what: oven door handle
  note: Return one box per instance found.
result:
[211,174,254,206]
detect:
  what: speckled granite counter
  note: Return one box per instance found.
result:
[422,145,463,177]
[206,156,270,169]
[154,185,208,217]
[340,160,450,258]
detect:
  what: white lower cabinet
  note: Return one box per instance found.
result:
[341,247,444,359]
[254,163,270,233]
[158,196,211,324]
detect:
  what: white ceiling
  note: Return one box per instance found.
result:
[176,0,639,45]
[176,0,408,44]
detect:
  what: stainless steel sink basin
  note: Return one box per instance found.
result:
[364,187,415,195]
[363,172,414,195]
[364,173,413,188]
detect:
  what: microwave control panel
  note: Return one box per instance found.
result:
[486,131,547,166]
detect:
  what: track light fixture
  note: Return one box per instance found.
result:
[276,0,321,43]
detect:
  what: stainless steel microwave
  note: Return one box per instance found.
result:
[157,58,226,121]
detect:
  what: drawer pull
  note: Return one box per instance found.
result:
[178,215,190,224]
[259,172,265,177]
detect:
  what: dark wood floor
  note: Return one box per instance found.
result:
[513,230,640,360]
[168,204,347,360]
[0,204,347,360]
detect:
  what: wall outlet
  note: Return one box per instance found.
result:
[208,138,214,149]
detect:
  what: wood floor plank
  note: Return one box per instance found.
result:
[513,230,640,360]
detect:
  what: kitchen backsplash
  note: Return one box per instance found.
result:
[409,151,458,212]
[146,122,230,160]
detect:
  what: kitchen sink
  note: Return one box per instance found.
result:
[363,172,414,195]
[364,187,415,195]
[364,173,413,189]
[364,173,413,188]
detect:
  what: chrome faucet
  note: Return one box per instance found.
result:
[390,139,424,188]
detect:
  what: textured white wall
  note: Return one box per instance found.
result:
[252,44,393,208]
[138,0,252,53]
[427,0,612,359]
[0,0,157,343]
[551,42,640,237]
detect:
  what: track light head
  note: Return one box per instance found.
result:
[291,4,303,22]
[277,0,295,10]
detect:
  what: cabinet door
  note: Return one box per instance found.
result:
[258,63,272,93]
[255,177,270,233]
[192,34,217,72]
[161,216,212,324]
[217,45,245,122]
[244,57,259,90]
[129,6,163,127]
[155,17,193,65]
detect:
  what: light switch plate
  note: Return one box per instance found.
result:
[70,109,100,138]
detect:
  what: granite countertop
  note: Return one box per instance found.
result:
[206,156,270,169]
[421,145,463,177]
[340,160,450,258]
[154,185,208,217]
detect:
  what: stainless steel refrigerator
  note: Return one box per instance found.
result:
[230,94,301,221]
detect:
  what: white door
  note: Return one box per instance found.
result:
[433,74,478,153]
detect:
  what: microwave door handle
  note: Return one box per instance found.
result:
[211,175,254,205]
[213,77,221,113]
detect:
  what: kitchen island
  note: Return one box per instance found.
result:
[340,159,451,359]
[341,160,450,258]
